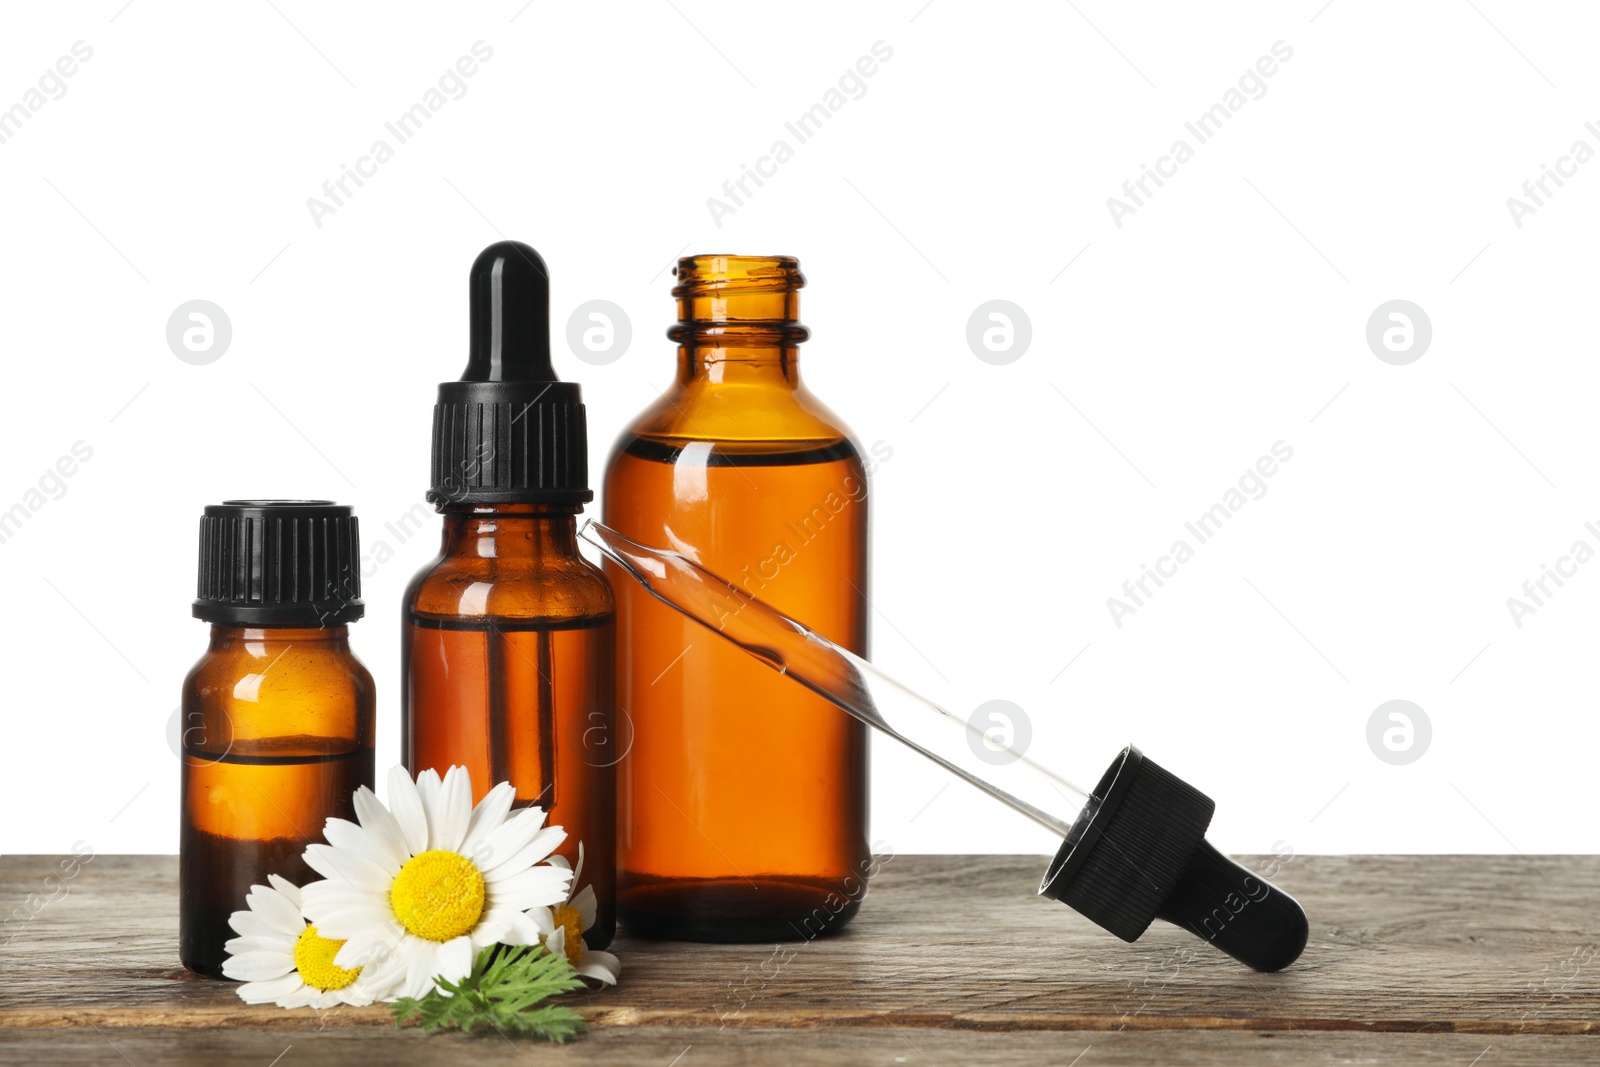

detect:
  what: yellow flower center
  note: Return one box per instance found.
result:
[389,849,487,942]
[293,925,361,991]
[552,903,585,966]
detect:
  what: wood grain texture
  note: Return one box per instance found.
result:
[2,853,1597,1062]
[0,1028,1568,1067]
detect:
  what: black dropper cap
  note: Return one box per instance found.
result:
[427,240,591,509]
[1039,746,1309,972]
[193,500,363,626]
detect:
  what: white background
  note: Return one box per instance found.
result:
[3,0,1596,860]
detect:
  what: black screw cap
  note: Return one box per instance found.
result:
[193,500,362,626]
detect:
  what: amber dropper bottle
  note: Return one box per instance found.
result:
[402,240,615,948]
[605,255,872,942]
[179,500,375,978]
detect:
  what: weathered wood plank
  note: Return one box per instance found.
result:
[0,1027,1571,1067]
[2,854,1597,1038]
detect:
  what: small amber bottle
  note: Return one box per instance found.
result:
[402,241,615,948]
[605,255,871,941]
[180,500,375,978]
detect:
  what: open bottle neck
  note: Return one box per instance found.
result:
[675,345,802,385]
[438,503,582,559]
[670,254,807,387]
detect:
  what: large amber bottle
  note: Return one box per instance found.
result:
[604,255,870,941]
[402,241,615,948]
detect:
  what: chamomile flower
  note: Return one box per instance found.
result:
[221,874,392,1008]
[535,843,621,986]
[300,765,573,999]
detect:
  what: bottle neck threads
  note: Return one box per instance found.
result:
[668,255,810,352]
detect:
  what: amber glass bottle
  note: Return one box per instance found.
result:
[402,503,615,943]
[402,240,615,948]
[605,255,871,942]
[180,501,375,979]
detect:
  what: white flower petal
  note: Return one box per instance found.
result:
[298,891,367,912]
[572,884,597,930]
[297,886,386,932]
[359,938,412,1000]
[332,921,404,971]
[322,818,399,872]
[242,883,305,935]
[471,915,512,946]
[297,882,376,909]
[305,988,342,1010]
[337,985,377,1008]
[462,781,517,856]
[483,905,543,945]
[440,935,477,984]
[415,768,444,851]
[523,904,556,937]
[401,938,447,1000]
[569,841,586,888]
[476,806,550,872]
[357,942,414,1000]
[578,950,621,986]
[317,906,394,933]
[222,934,292,958]
[487,865,572,911]
[355,962,404,1002]
[237,973,306,1005]
[482,819,567,878]
[280,985,319,1009]
[353,785,410,868]
[302,843,393,891]
[265,874,303,907]
[225,911,287,941]
[386,764,429,856]
[222,951,295,983]
[308,902,393,934]
[430,765,474,854]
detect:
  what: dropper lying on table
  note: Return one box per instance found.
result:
[581,520,1309,971]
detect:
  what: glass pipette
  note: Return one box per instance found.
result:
[581,520,1309,971]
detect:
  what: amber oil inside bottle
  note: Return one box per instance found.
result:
[179,624,375,978]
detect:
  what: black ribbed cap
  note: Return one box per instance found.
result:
[427,241,591,508]
[1040,746,1309,972]
[194,500,363,626]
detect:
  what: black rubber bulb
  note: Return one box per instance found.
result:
[463,240,555,382]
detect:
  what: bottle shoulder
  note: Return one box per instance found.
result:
[182,640,375,742]
[405,551,614,621]
[611,378,859,454]
[185,641,374,686]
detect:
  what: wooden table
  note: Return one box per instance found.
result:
[2,854,1596,1064]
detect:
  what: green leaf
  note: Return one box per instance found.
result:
[391,944,587,1042]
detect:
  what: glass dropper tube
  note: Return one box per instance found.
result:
[583,520,1314,972]
[580,520,1093,839]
